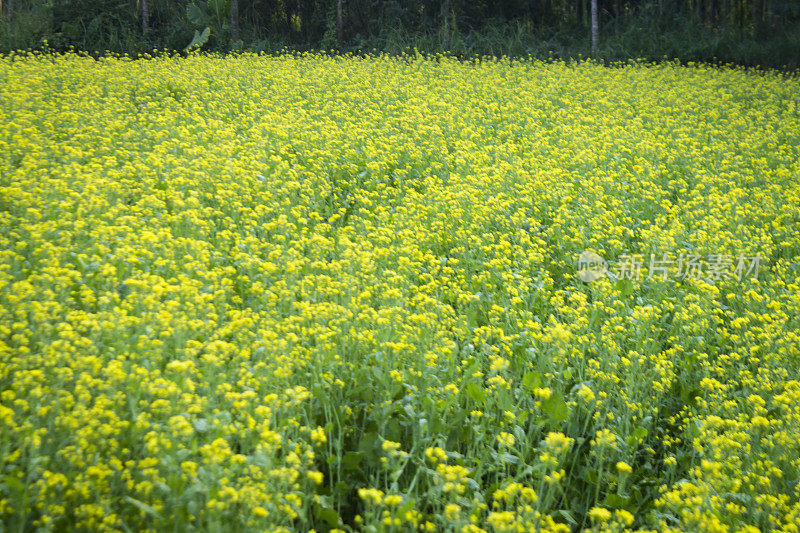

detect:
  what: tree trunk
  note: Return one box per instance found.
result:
[577,0,583,27]
[337,0,343,46]
[591,0,598,53]
[441,0,451,51]
[142,0,149,35]
[297,0,302,35]
[741,0,747,28]
[231,0,239,42]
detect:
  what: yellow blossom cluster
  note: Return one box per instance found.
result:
[1,51,798,531]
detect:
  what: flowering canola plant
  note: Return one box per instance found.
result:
[1,52,799,532]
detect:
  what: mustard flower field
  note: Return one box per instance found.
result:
[1,53,800,532]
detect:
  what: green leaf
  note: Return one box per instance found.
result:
[557,510,577,525]
[685,420,702,441]
[541,394,569,423]
[314,507,340,527]
[184,27,211,51]
[61,22,81,38]
[87,15,103,35]
[465,382,486,404]
[498,453,519,464]
[604,493,629,509]
[186,3,210,27]
[627,426,648,447]
[522,371,542,391]
[397,498,415,516]
[385,417,402,441]
[358,432,380,457]
[615,279,633,296]
[342,451,363,471]
[124,497,163,519]
[2,475,25,494]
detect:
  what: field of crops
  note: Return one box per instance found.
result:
[1,52,799,532]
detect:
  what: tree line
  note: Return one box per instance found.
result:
[1,0,798,68]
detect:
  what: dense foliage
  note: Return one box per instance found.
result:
[0,0,799,68]
[1,52,799,531]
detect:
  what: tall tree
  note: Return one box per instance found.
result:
[337,0,343,46]
[591,0,598,52]
[441,0,451,50]
[231,0,239,42]
[142,0,150,34]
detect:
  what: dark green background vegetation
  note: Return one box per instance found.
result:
[1,1,798,70]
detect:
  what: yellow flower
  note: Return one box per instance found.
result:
[614,509,634,526]
[497,432,515,447]
[425,447,448,463]
[588,507,612,523]
[382,440,401,452]
[591,429,617,450]
[616,461,633,476]
[445,503,461,521]
[577,384,596,403]
[543,432,574,455]
[383,494,402,506]
[358,488,384,505]
[3,52,798,533]
[311,426,327,446]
